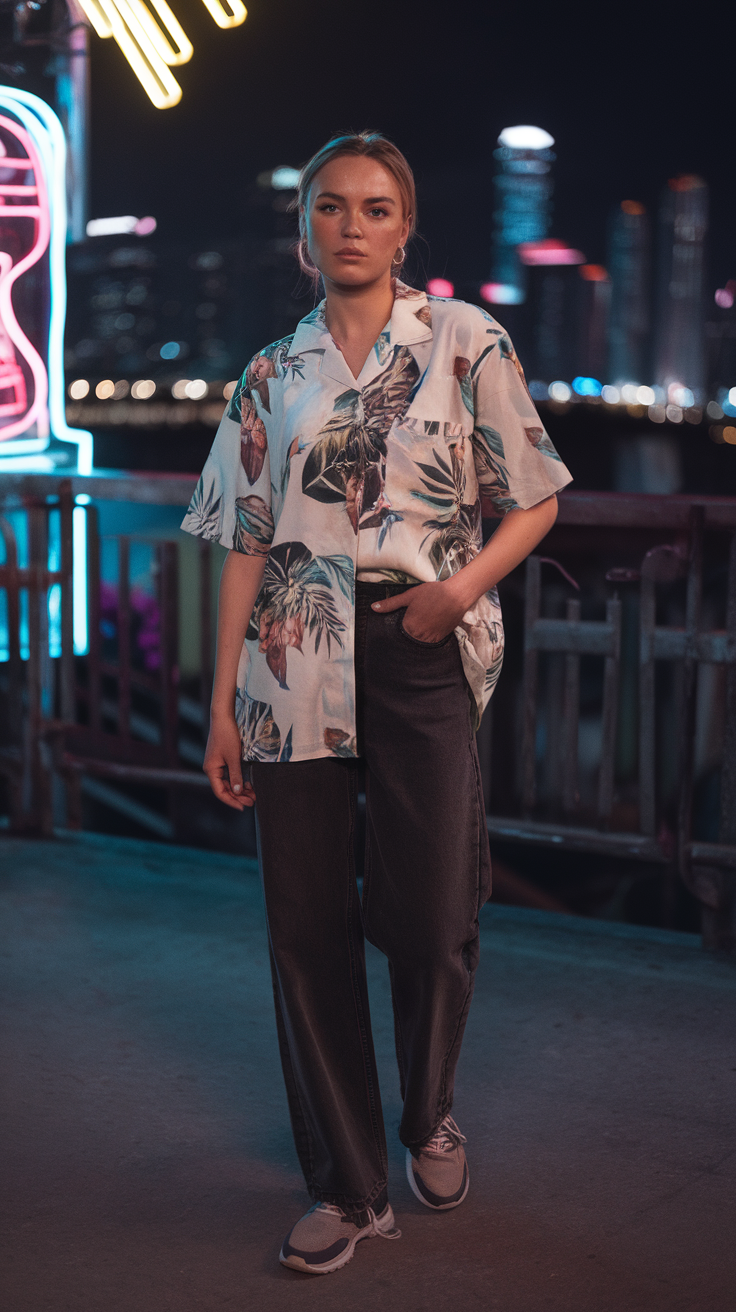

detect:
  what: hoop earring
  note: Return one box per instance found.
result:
[393,246,406,267]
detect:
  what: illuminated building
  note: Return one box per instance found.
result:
[488,125,555,305]
[607,200,650,385]
[653,175,708,399]
[515,240,585,384]
[577,264,611,383]
[0,87,92,473]
[706,279,736,401]
[64,168,312,401]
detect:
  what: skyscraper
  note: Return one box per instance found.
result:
[488,125,555,305]
[654,176,708,397]
[607,201,650,385]
[578,264,611,382]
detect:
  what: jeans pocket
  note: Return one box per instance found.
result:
[398,614,455,648]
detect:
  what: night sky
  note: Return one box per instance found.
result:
[89,0,734,288]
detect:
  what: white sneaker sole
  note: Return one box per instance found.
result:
[279,1204,399,1274]
[405,1148,470,1210]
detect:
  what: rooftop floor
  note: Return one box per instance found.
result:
[1,832,735,1312]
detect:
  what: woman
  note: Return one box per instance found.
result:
[181,131,572,1275]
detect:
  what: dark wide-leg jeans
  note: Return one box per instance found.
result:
[251,582,492,1220]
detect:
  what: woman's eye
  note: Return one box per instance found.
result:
[368,208,387,218]
[318,204,338,213]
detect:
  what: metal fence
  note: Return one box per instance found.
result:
[1,472,735,950]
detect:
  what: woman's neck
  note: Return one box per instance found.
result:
[323,275,396,380]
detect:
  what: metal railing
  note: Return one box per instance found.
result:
[1,472,735,950]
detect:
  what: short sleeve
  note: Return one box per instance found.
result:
[180,371,274,556]
[471,331,572,515]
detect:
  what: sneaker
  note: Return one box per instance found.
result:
[406,1114,469,1210]
[279,1201,400,1274]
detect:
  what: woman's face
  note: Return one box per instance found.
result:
[303,154,410,289]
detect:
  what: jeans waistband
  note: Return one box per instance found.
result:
[355,581,418,600]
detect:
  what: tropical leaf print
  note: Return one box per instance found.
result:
[473,432,519,515]
[226,372,248,423]
[475,423,505,460]
[454,356,474,416]
[410,440,482,579]
[240,395,268,484]
[247,541,352,690]
[246,345,279,412]
[233,495,274,556]
[393,283,425,301]
[324,727,357,758]
[525,426,563,462]
[182,474,222,540]
[279,725,293,762]
[278,435,306,498]
[367,568,418,585]
[499,333,535,403]
[302,345,419,535]
[236,691,282,762]
[374,330,392,366]
[484,643,504,694]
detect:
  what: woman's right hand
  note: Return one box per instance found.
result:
[203,713,255,810]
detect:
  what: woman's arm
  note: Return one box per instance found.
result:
[373,495,558,642]
[204,550,267,809]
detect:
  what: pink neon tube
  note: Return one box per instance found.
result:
[0,113,51,442]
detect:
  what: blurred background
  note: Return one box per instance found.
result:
[1,0,736,945]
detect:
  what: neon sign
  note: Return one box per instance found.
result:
[77,0,247,110]
[0,88,93,474]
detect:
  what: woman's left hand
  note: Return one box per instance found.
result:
[371,578,468,643]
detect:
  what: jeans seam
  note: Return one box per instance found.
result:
[431,730,485,1130]
[344,766,388,1177]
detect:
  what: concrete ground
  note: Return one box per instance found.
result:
[1,832,735,1312]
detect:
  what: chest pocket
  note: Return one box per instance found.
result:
[400,365,475,445]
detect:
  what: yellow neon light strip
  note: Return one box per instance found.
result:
[123,0,193,65]
[76,0,114,39]
[96,0,182,107]
[199,0,247,30]
[79,0,247,106]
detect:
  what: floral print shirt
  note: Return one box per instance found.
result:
[181,282,572,764]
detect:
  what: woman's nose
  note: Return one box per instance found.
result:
[341,211,363,238]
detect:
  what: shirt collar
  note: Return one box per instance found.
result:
[290,280,433,387]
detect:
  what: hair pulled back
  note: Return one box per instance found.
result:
[294,131,417,284]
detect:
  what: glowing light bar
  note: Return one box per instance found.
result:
[93,0,183,108]
[426,278,454,297]
[498,125,554,151]
[73,503,89,653]
[0,88,93,472]
[480,282,524,305]
[87,214,136,236]
[77,0,114,37]
[78,0,246,107]
[124,0,193,65]
[200,0,247,29]
[86,214,157,236]
[519,239,585,267]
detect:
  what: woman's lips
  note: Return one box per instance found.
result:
[335,249,365,257]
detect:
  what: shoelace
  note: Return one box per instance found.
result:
[420,1114,467,1155]
[313,1202,401,1239]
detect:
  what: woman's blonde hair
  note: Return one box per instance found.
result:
[294,131,417,284]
